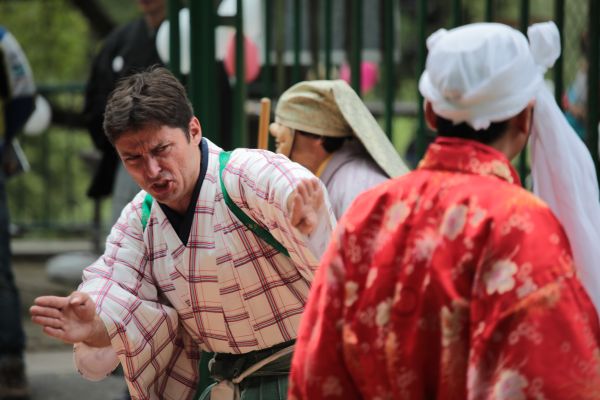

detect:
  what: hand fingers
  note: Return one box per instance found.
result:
[290,193,302,227]
[297,179,308,201]
[34,295,69,309]
[310,180,323,206]
[68,291,91,305]
[66,292,96,321]
[30,305,64,319]
[289,179,322,232]
[296,179,317,206]
[31,315,63,329]
[302,179,321,203]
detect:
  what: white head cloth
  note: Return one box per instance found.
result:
[420,22,600,314]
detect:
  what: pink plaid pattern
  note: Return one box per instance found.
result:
[77,140,335,399]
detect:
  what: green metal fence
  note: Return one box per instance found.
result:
[177,0,598,179]
[6,0,600,237]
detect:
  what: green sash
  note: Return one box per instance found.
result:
[140,152,289,259]
[218,151,290,257]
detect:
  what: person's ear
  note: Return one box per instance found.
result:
[424,100,438,131]
[514,100,535,137]
[188,117,202,144]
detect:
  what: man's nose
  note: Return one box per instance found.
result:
[144,156,161,178]
[269,122,278,137]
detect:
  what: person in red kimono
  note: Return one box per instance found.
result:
[289,22,600,399]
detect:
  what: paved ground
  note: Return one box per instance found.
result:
[12,240,128,399]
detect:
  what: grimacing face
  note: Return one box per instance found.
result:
[115,118,202,214]
[269,122,295,157]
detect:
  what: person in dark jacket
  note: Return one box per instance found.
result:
[0,25,35,400]
[84,0,166,226]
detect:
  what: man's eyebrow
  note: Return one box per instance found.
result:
[120,150,138,158]
[121,141,169,158]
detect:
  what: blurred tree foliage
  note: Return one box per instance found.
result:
[0,0,592,237]
[0,0,139,83]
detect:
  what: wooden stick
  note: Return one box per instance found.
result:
[257,97,271,150]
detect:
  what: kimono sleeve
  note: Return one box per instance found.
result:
[288,221,361,400]
[222,149,336,273]
[76,193,199,399]
[468,203,600,399]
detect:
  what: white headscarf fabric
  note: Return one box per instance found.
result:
[420,22,600,314]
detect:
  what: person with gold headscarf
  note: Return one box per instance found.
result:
[289,22,600,399]
[270,80,408,219]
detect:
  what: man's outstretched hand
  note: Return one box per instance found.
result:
[30,291,110,347]
[287,178,324,235]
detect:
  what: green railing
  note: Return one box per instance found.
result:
[6,1,600,238]
[174,0,598,181]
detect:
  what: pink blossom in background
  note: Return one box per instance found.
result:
[224,33,261,83]
[340,61,379,93]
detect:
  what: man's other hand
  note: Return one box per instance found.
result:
[287,178,324,235]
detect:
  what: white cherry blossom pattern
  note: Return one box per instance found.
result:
[412,228,439,263]
[516,278,538,299]
[493,369,528,400]
[366,268,378,289]
[322,376,343,397]
[470,206,487,227]
[441,301,468,347]
[376,298,393,327]
[469,157,514,183]
[500,212,534,236]
[347,234,362,264]
[326,254,346,288]
[484,259,518,295]
[385,200,411,231]
[440,204,469,240]
[345,281,359,307]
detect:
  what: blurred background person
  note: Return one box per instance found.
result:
[563,31,590,140]
[0,25,35,400]
[83,0,165,229]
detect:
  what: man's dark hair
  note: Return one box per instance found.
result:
[435,116,509,145]
[297,130,347,153]
[103,66,193,144]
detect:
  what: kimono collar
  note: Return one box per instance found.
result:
[418,137,521,185]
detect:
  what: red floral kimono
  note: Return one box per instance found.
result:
[289,137,600,400]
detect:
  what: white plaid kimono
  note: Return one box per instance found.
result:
[74,139,335,400]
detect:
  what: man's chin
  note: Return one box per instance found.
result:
[143,187,171,204]
[149,191,171,203]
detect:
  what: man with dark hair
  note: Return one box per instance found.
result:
[270,80,408,219]
[31,67,335,400]
[289,22,600,399]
